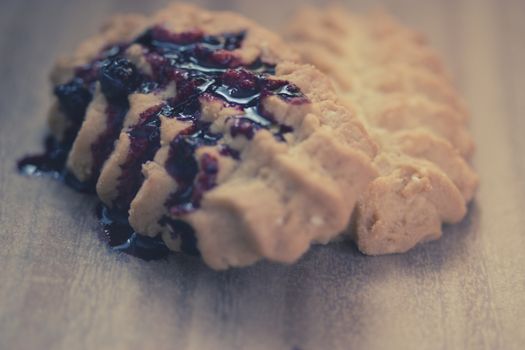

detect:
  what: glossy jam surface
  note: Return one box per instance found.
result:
[139,32,306,219]
[160,66,307,218]
[18,25,308,260]
[17,137,94,192]
[18,136,67,178]
[110,29,283,212]
[113,104,164,211]
[97,205,170,260]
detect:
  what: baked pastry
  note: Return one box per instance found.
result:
[20,4,378,269]
[286,7,478,254]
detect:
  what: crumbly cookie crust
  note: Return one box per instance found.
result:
[47,4,378,269]
[286,6,478,254]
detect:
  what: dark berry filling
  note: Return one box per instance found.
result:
[230,117,260,139]
[75,44,129,84]
[89,102,128,182]
[110,28,306,239]
[97,204,170,260]
[54,79,92,123]
[89,56,150,183]
[105,29,277,213]
[17,136,94,192]
[18,136,68,178]
[160,67,307,221]
[158,217,200,256]
[165,143,219,216]
[19,44,130,185]
[99,57,142,100]
[59,44,128,148]
[218,144,241,160]
[19,25,309,260]
[112,104,163,211]
[137,26,249,75]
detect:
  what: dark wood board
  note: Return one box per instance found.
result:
[1,0,524,349]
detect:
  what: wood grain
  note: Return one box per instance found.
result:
[0,0,524,349]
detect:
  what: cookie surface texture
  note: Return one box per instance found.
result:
[286,6,478,255]
[48,4,378,269]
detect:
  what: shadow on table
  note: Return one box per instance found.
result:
[123,201,480,349]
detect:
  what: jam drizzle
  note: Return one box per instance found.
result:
[97,204,170,260]
[18,25,308,260]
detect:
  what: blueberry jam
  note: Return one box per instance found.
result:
[97,204,170,260]
[18,25,308,261]
[18,136,67,179]
[113,104,164,211]
[159,66,306,220]
[111,28,306,240]
[165,144,220,216]
[17,136,94,192]
[54,79,92,124]
[160,218,200,256]
[99,57,142,99]
[62,44,129,148]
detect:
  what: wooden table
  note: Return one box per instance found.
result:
[1,0,524,349]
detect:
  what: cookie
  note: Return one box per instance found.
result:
[286,6,478,254]
[38,4,378,269]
